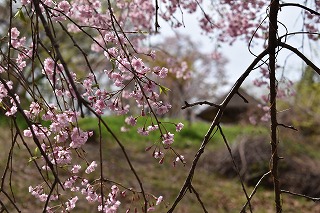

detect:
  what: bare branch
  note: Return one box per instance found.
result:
[181,101,220,110]
[154,0,160,32]
[218,125,252,213]
[278,42,320,76]
[280,3,320,16]
[241,171,272,212]
[190,184,208,213]
[237,91,249,103]
[268,0,282,211]
[281,190,320,202]
[277,123,298,131]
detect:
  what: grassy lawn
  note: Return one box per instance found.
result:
[1,116,320,212]
[78,116,268,149]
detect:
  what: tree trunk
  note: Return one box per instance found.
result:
[268,0,282,212]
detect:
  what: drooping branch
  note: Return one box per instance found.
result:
[218,125,252,212]
[281,190,320,202]
[32,0,88,116]
[181,101,220,109]
[280,3,320,16]
[190,184,208,213]
[278,42,320,76]
[0,77,63,189]
[28,1,149,211]
[81,102,149,212]
[241,171,272,212]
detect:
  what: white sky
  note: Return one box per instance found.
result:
[150,0,320,93]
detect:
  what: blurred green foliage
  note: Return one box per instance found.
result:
[293,66,320,135]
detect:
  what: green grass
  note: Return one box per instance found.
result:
[78,116,268,151]
[1,115,320,212]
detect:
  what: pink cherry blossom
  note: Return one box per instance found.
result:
[162,132,174,146]
[175,123,184,132]
[158,67,168,78]
[71,165,81,173]
[65,196,78,211]
[156,196,163,205]
[85,161,97,174]
[156,103,172,115]
[70,127,89,148]
[125,116,137,126]
[10,27,20,39]
[58,0,71,13]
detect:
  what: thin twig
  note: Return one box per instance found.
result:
[218,125,252,213]
[0,190,21,212]
[281,190,320,202]
[84,102,148,212]
[278,42,320,76]
[43,180,57,213]
[280,3,320,16]
[190,184,208,213]
[181,101,220,109]
[241,171,271,212]
[98,120,105,210]
[0,198,10,212]
[237,91,249,103]
[277,123,298,131]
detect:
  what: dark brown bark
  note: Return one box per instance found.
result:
[268,0,282,212]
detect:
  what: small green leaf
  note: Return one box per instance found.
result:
[109,58,116,71]
[138,30,149,35]
[28,156,38,163]
[159,85,170,95]
[34,147,39,155]
[14,9,27,23]
[91,84,99,88]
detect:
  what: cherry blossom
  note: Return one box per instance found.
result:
[125,116,137,126]
[175,123,184,132]
[66,196,79,211]
[85,161,98,174]
[156,195,163,205]
[71,165,82,173]
[162,132,174,146]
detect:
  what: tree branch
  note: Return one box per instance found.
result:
[277,123,298,131]
[181,101,220,109]
[218,125,252,213]
[280,3,320,16]
[278,42,320,76]
[281,190,320,202]
[268,0,282,212]
[190,184,208,213]
[241,171,271,212]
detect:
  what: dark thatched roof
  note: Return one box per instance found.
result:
[196,88,261,123]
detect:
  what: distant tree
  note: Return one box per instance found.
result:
[294,66,320,135]
[146,34,227,118]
